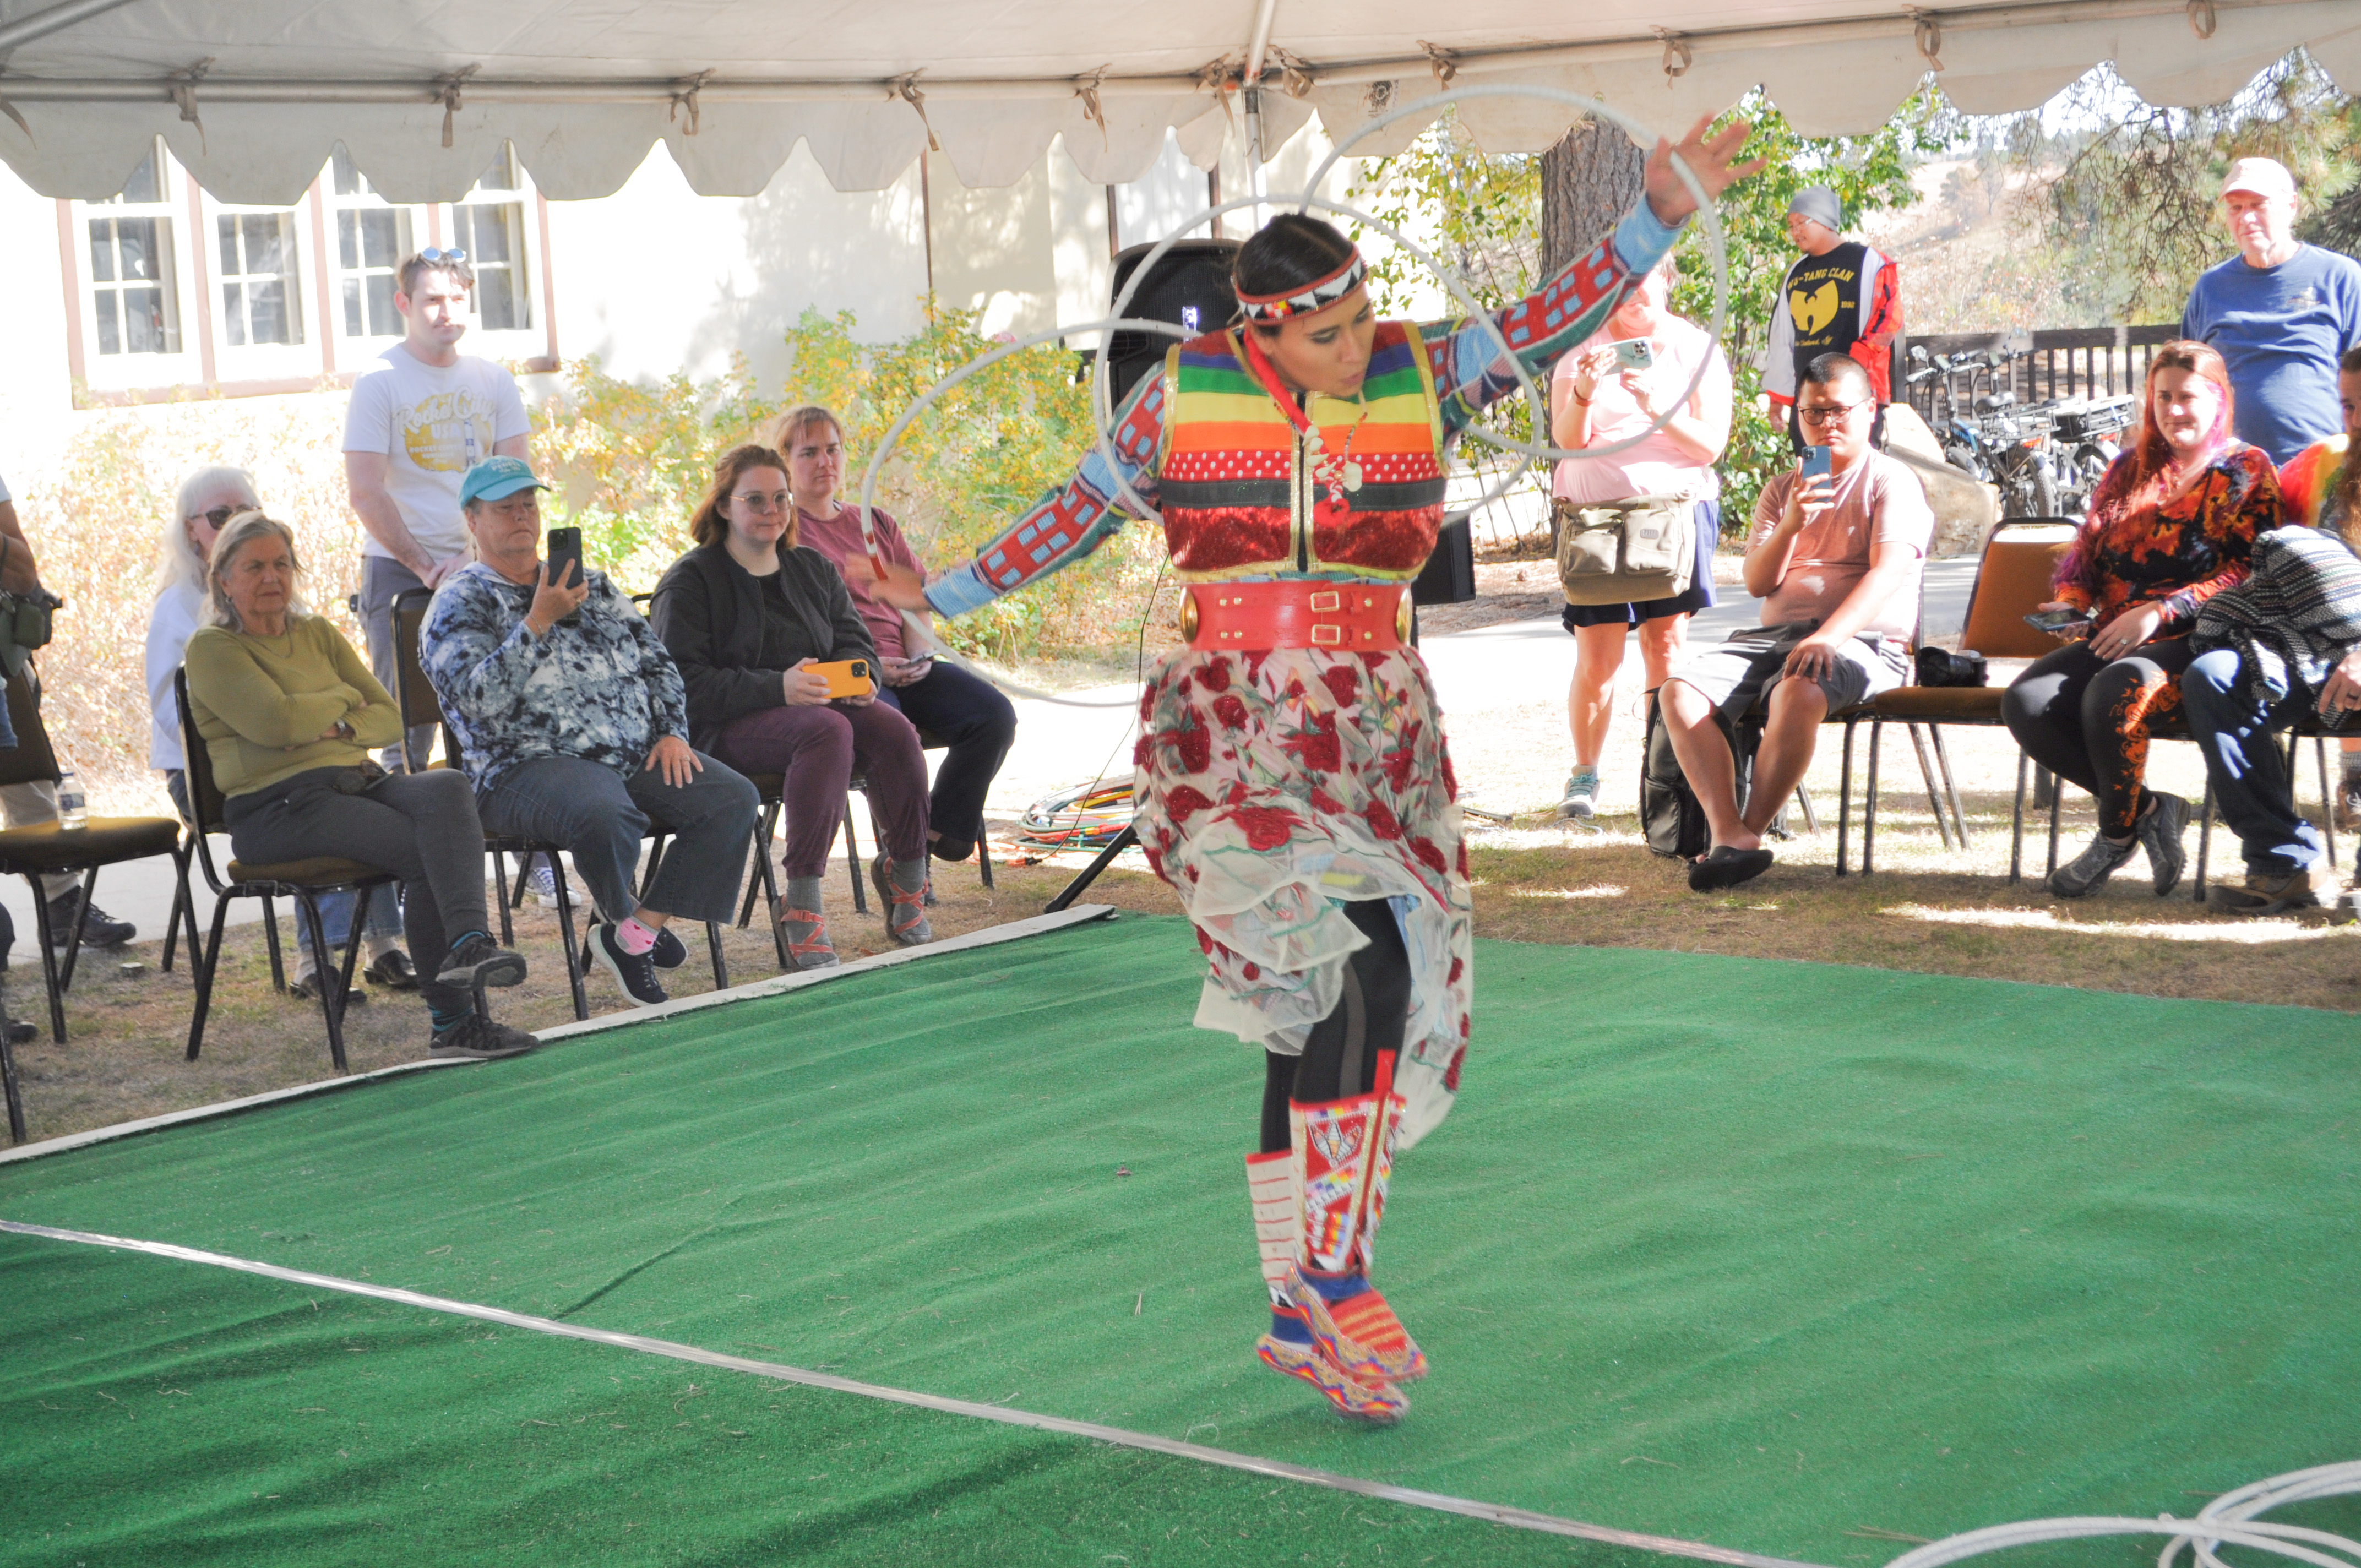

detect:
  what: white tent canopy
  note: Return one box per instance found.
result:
[1,0,2356,204]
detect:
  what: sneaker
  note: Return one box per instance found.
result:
[46,891,133,949]
[649,924,688,971]
[523,856,561,906]
[1554,764,1601,820]
[2135,791,2189,896]
[437,933,527,990]
[2048,832,2136,899]
[587,921,668,1006]
[288,972,367,1006]
[428,1014,539,1059]
[2204,865,2327,917]
[2336,779,2361,835]
[4,1018,33,1046]
[362,949,420,990]
[1256,1316,1407,1424]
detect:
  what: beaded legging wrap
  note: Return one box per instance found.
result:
[2003,636,2196,836]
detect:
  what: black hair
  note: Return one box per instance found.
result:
[1233,214,1357,329]
[1800,351,1875,400]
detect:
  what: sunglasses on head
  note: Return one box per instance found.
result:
[418,247,469,265]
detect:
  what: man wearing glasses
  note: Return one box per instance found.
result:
[343,248,531,770]
[1656,353,1932,891]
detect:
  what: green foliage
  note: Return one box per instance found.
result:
[1351,113,1543,318]
[534,303,1161,664]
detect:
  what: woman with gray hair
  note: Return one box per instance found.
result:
[148,465,409,1004]
[181,510,534,1059]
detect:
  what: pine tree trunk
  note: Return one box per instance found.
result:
[1541,119,1647,279]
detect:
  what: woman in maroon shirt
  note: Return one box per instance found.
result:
[773,406,1018,870]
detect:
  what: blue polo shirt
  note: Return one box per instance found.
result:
[2181,244,2361,465]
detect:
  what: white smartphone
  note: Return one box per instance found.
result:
[1611,337,1656,372]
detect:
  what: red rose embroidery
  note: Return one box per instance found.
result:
[1365,798,1403,841]
[1411,836,1449,875]
[1319,665,1359,707]
[1282,711,1342,774]
[1454,840,1469,878]
[1444,1043,1466,1091]
[1309,786,1346,817]
[1160,716,1210,774]
[1212,693,1249,730]
[1440,749,1459,802]
[1198,658,1231,693]
[1241,962,1261,981]
[1196,927,1215,954]
[1359,651,1389,671]
[1162,784,1214,824]
[1220,803,1301,852]
[1380,720,1424,792]
[1446,956,1464,987]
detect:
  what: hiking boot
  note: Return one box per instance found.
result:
[362,949,420,990]
[437,933,527,990]
[2135,790,2189,896]
[587,922,668,1006]
[428,1014,540,1060]
[2204,865,2327,917]
[2048,832,2136,899]
[47,890,133,948]
[1554,764,1600,820]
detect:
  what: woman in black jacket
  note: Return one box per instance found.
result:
[652,444,931,968]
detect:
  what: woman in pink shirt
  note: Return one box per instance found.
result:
[1547,260,1733,820]
[774,407,1019,869]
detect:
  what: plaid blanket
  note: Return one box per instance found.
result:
[2190,525,2361,728]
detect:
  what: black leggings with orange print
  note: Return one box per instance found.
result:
[2002,636,2195,838]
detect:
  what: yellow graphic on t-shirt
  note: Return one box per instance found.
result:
[1791,280,1841,337]
[399,389,492,475]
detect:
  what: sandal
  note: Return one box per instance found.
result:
[1688,844,1774,892]
[774,902,840,971]
[869,853,934,946]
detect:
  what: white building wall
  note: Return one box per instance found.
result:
[0,165,79,470]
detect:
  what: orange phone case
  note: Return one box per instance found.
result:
[810,658,875,699]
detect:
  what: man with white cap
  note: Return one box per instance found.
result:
[1762,185,1903,449]
[2181,156,2361,466]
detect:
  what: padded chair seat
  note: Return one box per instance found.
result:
[225,854,387,887]
[1868,686,2008,722]
[745,772,784,800]
[0,815,182,872]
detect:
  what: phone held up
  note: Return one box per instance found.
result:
[543,526,586,625]
[2023,608,2093,639]
[1611,337,1655,372]
[809,658,876,700]
[1798,445,1833,481]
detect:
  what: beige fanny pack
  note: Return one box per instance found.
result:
[1554,495,1695,606]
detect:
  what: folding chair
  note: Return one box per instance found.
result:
[0,665,191,1051]
[831,734,999,917]
[175,668,396,1075]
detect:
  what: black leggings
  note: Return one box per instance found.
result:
[1258,901,1413,1154]
[2000,636,2193,839]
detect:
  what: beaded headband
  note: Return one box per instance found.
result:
[1234,249,1368,323]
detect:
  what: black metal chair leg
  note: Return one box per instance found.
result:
[1907,725,1952,851]
[1863,720,1885,875]
[296,892,349,1074]
[186,894,236,1061]
[751,820,787,970]
[738,800,781,928]
[2194,779,2216,904]
[55,864,100,997]
[24,873,66,1045]
[260,892,287,990]
[1836,717,1857,875]
[159,845,195,974]
[2010,750,2029,883]
[977,833,995,889]
[1931,727,1971,845]
[1793,785,1818,834]
[2316,736,2338,869]
[639,835,668,903]
[493,850,515,945]
[844,793,868,914]
[706,921,728,990]
[551,859,589,1021]
[2046,776,2063,876]
[0,996,23,1144]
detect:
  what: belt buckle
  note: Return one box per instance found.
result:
[1308,589,1342,613]
[1178,591,1201,641]
[1394,589,1412,642]
[1310,624,1342,646]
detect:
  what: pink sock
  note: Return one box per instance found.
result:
[615,917,660,955]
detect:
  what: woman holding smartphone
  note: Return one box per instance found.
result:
[772,406,1019,873]
[1547,257,1733,820]
[651,444,934,966]
[2001,340,2279,898]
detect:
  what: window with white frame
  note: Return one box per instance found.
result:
[330,147,412,341]
[216,209,304,347]
[444,148,533,333]
[86,143,181,357]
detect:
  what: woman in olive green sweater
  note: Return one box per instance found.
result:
[182,511,534,1059]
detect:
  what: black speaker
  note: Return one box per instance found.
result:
[1412,513,1477,606]
[1091,238,1241,407]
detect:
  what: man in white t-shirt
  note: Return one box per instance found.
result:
[344,249,531,766]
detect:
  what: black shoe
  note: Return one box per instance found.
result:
[4,1019,34,1046]
[362,950,420,990]
[436,933,527,990]
[1688,845,1774,892]
[428,1014,538,1060]
[2136,791,2189,896]
[288,973,367,1006]
[649,924,687,970]
[47,891,134,948]
[587,922,668,1006]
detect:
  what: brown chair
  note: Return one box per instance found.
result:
[396,590,732,1014]
[1831,520,2077,876]
[174,667,395,1075]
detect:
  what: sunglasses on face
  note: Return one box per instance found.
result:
[188,505,244,529]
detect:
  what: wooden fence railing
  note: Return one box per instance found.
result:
[1892,326,2180,430]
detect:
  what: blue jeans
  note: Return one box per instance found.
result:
[477,754,758,927]
[2180,647,2325,877]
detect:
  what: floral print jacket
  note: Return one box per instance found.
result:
[2054,444,2280,631]
[420,562,690,792]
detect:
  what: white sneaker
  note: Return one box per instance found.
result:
[1555,765,1600,820]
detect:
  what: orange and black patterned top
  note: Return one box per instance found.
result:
[2054,443,2280,631]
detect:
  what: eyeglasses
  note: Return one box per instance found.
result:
[1796,400,1868,425]
[187,505,243,529]
[731,490,791,513]
[418,247,469,265]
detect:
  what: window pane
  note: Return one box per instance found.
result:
[119,148,161,204]
[338,210,358,271]
[89,219,116,283]
[224,281,248,346]
[478,270,518,331]
[95,293,121,356]
[251,279,290,345]
[342,275,362,338]
[244,214,285,277]
[125,286,165,353]
[119,218,160,282]
[360,208,399,269]
[217,213,240,275]
[332,146,364,198]
[365,273,396,335]
[471,204,514,264]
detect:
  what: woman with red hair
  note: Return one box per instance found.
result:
[2001,340,2282,897]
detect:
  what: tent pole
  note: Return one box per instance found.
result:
[0,0,145,54]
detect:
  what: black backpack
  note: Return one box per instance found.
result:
[1640,692,1758,861]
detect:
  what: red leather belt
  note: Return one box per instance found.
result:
[1179,581,1410,652]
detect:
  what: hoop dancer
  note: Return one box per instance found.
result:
[859,116,1761,1422]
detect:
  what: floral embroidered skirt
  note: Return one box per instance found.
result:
[1133,644,1471,1148]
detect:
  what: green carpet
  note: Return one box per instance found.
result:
[3,912,2357,1566]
